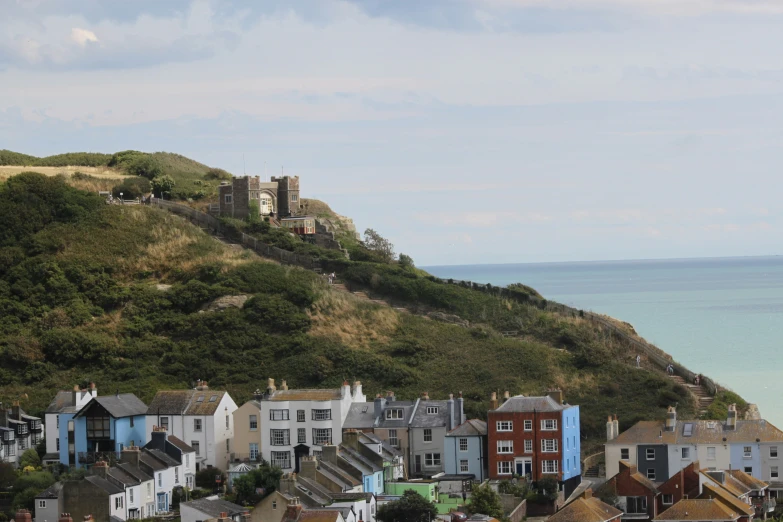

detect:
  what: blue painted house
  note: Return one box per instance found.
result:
[444,419,488,482]
[59,393,148,467]
[322,443,385,494]
[561,405,581,484]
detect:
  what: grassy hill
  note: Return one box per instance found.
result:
[0,169,741,454]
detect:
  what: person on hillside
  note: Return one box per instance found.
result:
[329,272,336,284]
[636,354,641,368]
[695,374,700,386]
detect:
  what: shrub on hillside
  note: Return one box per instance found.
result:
[243,295,311,333]
[204,167,232,180]
[112,177,151,199]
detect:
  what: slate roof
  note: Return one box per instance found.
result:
[117,463,153,482]
[145,448,179,467]
[108,467,141,486]
[447,419,487,437]
[147,390,194,415]
[653,499,739,520]
[265,389,343,402]
[75,394,148,419]
[343,400,416,429]
[182,497,245,518]
[85,475,125,495]
[410,400,451,429]
[168,435,196,453]
[546,496,622,522]
[139,452,167,471]
[609,418,783,445]
[494,395,567,413]
[360,432,402,458]
[46,390,93,413]
[36,483,63,499]
[340,445,382,473]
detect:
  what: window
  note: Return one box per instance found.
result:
[160,417,169,431]
[312,450,322,459]
[459,438,469,452]
[620,448,631,460]
[226,439,229,451]
[541,419,557,431]
[772,446,779,458]
[298,428,306,444]
[646,448,655,460]
[6,445,14,456]
[175,467,179,483]
[57,416,59,429]
[129,488,134,503]
[772,466,779,479]
[297,410,305,422]
[225,194,233,203]
[662,494,673,505]
[707,447,716,460]
[386,409,404,420]
[496,421,513,432]
[157,493,166,513]
[312,409,332,421]
[56,438,60,451]
[524,440,533,453]
[249,443,259,460]
[388,429,399,448]
[424,429,432,443]
[158,473,162,487]
[38,501,45,509]
[291,195,298,202]
[745,467,753,475]
[18,439,26,450]
[270,429,290,446]
[542,460,558,474]
[129,416,134,428]
[541,439,558,453]
[744,446,752,458]
[194,419,202,432]
[497,441,514,454]
[210,395,218,402]
[313,429,332,446]
[147,483,152,496]
[226,415,229,429]
[249,415,258,430]
[116,496,123,509]
[425,453,441,467]
[498,461,512,475]
[460,459,469,473]
[270,410,290,421]
[524,420,532,431]
[271,451,291,469]
[682,447,690,459]
[86,416,111,438]
[426,406,439,415]
[627,496,647,514]
[647,468,656,480]
[192,441,200,456]
[272,501,277,510]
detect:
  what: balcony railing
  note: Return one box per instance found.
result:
[78,451,121,464]
[230,453,263,463]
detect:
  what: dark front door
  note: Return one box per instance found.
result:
[516,463,524,476]
[294,444,310,473]
[525,461,532,476]
[415,455,422,473]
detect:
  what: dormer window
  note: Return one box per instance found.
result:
[426,407,439,415]
[386,409,404,420]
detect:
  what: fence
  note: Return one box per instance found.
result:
[151,199,323,271]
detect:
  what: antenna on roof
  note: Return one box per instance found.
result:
[243,154,246,175]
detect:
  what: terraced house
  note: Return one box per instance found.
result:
[606,404,783,495]
[0,401,43,467]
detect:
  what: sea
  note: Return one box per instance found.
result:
[424,256,783,427]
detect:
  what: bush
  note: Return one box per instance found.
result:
[112,177,151,199]
[204,168,232,181]
[19,448,41,468]
[196,468,225,489]
[242,295,311,333]
[127,156,163,180]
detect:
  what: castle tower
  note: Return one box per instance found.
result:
[271,175,300,217]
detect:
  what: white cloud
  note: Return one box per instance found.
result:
[481,0,783,16]
[70,28,98,47]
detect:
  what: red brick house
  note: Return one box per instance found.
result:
[595,461,659,520]
[656,461,700,515]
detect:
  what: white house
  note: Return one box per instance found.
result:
[0,402,44,467]
[180,497,246,522]
[43,383,98,464]
[116,459,156,518]
[137,447,179,514]
[258,379,366,473]
[145,381,237,471]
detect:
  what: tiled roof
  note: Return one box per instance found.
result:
[727,469,768,491]
[74,394,147,419]
[147,390,194,415]
[139,452,167,471]
[266,389,343,402]
[186,391,227,415]
[702,471,750,498]
[108,467,141,486]
[36,483,62,499]
[448,419,488,437]
[117,463,153,482]
[168,435,196,453]
[494,395,568,413]
[144,448,179,467]
[631,470,659,492]
[182,498,245,518]
[653,499,738,520]
[547,496,622,522]
[297,511,341,522]
[609,418,783,445]
[700,482,754,517]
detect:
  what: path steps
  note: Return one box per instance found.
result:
[668,375,715,416]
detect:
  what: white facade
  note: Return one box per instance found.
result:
[259,381,366,471]
[181,449,197,489]
[44,386,97,457]
[109,491,126,521]
[154,466,176,513]
[666,443,731,475]
[145,392,237,470]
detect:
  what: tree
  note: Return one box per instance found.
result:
[377,489,438,522]
[0,461,15,488]
[467,482,505,519]
[127,155,163,180]
[232,461,283,504]
[398,253,415,269]
[151,175,175,198]
[363,228,395,263]
[19,448,41,469]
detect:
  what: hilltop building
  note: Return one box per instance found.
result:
[217,175,301,219]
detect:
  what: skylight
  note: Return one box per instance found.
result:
[683,423,693,437]
[209,395,218,402]
[196,396,205,403]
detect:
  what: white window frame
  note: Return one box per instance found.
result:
[541,439,558,453]
[496,421,513,432]
[249,415,258,431]
[707,447,716,460]
[298,428,306,444]
[249,443,259,460]
[497,440,513,454]
[270,409,290,421]
[38,500,45,509]
[193,419,202,432]
[425,453,441,467]
[386,409,404,420]
[682,447,690,459]
[524,420,532,431]
[647,468,656,480]
[388,429,398,448]
[460,459,469,473]
[772,466,779,479]
[542,460,558,474]
[646,448,655,460]
[313,428,332,446]
[524,440,533,453]
[224,194,233,204]
[541,419,557,431]
[270,429,290,446]
[497,461,512,475]
[312,409,332,421]
[772,446,779,459]
[744,446,752,458]
[191,441,200,456]
[271,451,291,469]
[424,429,432,443]
[426,406,439,415]
[458,438,469,452]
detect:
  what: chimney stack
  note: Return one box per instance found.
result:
[613,414,619,438]
[121,445,141,467]
[15,510,32,522]
[58,514,73,522]
[457,392,465,425]
[72,385,80,407]
[374,395,384,418]
[352,381,363,399]
[490,392,498,411]
[665,406,677,432]
[281,380,288,391]
[607,416,615,442]
[83,516,93,522]
[89,382,97,398]
[253,389,263,401]
[421,392,429,400]
[727,403,737,430]
[386,390,395,401]
[267,378,277,396]
[503,391,510,402]
[547,389,564,405]
[285,498,302,521]
[342,431,360,451]
[342,380,351,398]
[447,394,456,431]
[92,460,109,479]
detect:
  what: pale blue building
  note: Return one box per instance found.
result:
[561,405,581,482]
[444,419,488,482]
[59,393,148,468]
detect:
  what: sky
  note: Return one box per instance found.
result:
[2,0,783,266]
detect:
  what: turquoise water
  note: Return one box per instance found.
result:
[424,256,783,426]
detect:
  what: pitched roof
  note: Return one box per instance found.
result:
[139,452,167,471]
[168,435,196,453]
[117,463,153,482]
[726,469,768,491]
[187,391,227,415]
[144,448,179,467]
[343,400,416,429]
[85,475,125,495]
[297,511,341,522]
[36,483,63,499]
[547,496,622,522]
[46,390,81,413]
[265,389,343,402]
[147,389,229,416]
[108,467,140,486]
[699,483,754,517]
[653,499,739,520]
[76,394,147,419]
[410,400,451,429]
[447,419,487,437]
[609,418,783,445]
[494,395,568,412]
[182,498,245,518]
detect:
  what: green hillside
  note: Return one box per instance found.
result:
[0,170,734,452]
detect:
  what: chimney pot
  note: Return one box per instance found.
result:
[421,391,429,400]
[281,380,288,391]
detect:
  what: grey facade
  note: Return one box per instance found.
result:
[408,394,466,477]
[444,420,488,482]
[636,444,669,483]
[34,483,63,522]
[217,175,300,220]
